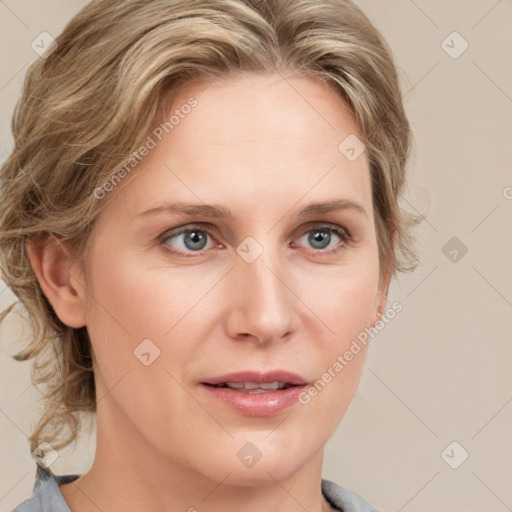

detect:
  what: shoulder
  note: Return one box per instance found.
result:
[12,468,378,512]
[11,465,79,512]
[321,479,382,512]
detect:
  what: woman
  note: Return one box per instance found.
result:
[0,0,419,510]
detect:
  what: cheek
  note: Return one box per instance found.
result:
[81,245,224,389]
[293,256,380,406]
[81,250,211,444]
[84,242,218,334]
[298,256,381,338]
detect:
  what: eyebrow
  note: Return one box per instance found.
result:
[137,199,368,219]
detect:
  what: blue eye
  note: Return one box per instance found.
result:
[294,224,351,253]
[162,226,215,255]
[292,223,353,255]
[160,223,351,257]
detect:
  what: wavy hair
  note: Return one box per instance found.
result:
[0,0,421,453]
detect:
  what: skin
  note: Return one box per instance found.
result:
[29,73,391,512]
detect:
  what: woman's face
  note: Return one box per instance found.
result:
[77,73,389,484]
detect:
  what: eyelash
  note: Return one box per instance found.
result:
[159,222,353,258]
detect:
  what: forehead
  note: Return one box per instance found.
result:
[168,73,362,157]
[105,73,372,221]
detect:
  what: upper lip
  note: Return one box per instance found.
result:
[201,371,308,386]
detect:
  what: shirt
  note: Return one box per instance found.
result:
[11,464,381,512]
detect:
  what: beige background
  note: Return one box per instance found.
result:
[1,1,511,511]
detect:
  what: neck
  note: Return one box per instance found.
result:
[60,402,333,512]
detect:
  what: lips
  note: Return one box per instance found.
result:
[200,371,308,416]
[210,381,290,392]
[201,370,307,388]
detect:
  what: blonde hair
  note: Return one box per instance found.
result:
[0,0,421,453]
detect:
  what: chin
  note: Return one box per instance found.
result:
[192,434,318,487]
[218,460,305,488]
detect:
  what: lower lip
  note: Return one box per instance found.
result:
[201,384,307,416]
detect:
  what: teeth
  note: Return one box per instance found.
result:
[259,382,281,390]
[224,382,244,389]
[222,381,287,392]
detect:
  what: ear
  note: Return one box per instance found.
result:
[27,235,87,328]
[371,226,397,326]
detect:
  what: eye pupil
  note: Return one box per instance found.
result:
[185,230,207,250]
[309,230,330,249]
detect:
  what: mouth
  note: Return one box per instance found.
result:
[203,381,296,393]
[200,371,308,416]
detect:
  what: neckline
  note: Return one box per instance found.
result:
[36,465,345,511]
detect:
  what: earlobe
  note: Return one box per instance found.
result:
[27,235,87,328]
[372,224,397,326]
[372,279,390,327]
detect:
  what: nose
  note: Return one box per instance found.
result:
[224,246,299,346]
